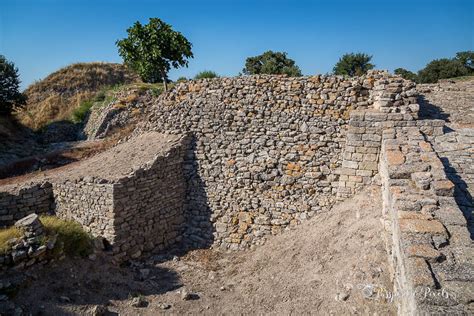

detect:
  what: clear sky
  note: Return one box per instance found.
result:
[1,0,473,90]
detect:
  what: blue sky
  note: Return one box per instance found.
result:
[1,0,473,89]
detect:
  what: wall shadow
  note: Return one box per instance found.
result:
[439,156,474,240]
[8,257,182,315]
[179,135,215,252]
[417,95,451,123]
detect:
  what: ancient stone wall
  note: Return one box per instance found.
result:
[110,141,188,259]
[0,182,53,228]
[139,71,416,250]
[0,133,188,260]
[380,127,473,314]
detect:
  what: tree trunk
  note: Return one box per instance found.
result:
[162,71,168,92]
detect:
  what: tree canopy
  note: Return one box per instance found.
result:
[116,18,193,90]
[242,51,302,77]
[417,58,469,83]
[394,68,418,82]
[333,53,374,76]
[0,55,25,115]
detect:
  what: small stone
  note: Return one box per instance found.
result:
[91,305,108,316]
[335,292,350,301]
[130,296,147,308]
[158,303,171,310]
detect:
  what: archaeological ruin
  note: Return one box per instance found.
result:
[0,71,472,314]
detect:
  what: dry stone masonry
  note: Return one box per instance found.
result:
[0,133,188,259]
[380,127,473,315]
[1,72,472,314]
[141,71,401,249]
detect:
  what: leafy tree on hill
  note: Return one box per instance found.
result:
[0,55,25,115]
[243,51,302,77]
[417,58,469,83]
[116,18,193,91]
[333,53,374,76]
[454,51,474,72]
[194,70,219,79]
[394,68,418,81]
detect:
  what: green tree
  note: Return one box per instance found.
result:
[333,53,375,76]
[194,70,219,79]
[116,18,193,91]
[454,51,474,72]
[0,55,25,115]
[243,51,302,77]
[417,58,469,83]
[394,68,418,82]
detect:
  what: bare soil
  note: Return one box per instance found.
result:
[12,185,396,315]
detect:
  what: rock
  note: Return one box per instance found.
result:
[181,288,199,301]
[91,305,108,316]
[130,296,148,308]
[59,296,71,303]
[158,303,172,310]
[335,292,350,301]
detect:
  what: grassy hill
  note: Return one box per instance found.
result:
[15,62,139,130]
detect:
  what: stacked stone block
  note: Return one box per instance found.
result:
[141,72,409,250]
[380,127,473,315]
[0,182,53,228]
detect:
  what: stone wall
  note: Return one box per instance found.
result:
[110,141,188,259]
[1,133,188,260]
[139,71,417,250]
[52,134,188,259]
[380,127,473,314]
[0,182,53,228]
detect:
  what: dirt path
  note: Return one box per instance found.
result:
[12,185,396,315]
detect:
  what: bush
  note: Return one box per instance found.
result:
[194,71,219,79]
[243,51,302,77]
[0,55,26,115]
[40,215,93,257]
[176,76,188,82]
[71,99,94,124]
[394,68,418,81]
[0,226,23,254]
[333,53,374,76]
[417,58,469,83]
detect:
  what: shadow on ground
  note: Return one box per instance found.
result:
[418,95,451,123]
[11,257,182,315]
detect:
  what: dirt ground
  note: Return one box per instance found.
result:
[12,185,396,315]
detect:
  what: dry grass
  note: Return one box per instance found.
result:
[15,62,139,130]
[40,215,93,257]
[0,226,24,254]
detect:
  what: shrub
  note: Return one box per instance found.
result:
[243,51,302,77]
[394,68,418,81]
[417,58,469,83]
[71,99,94,124]
[40,215,93,257]
[0,226,23,254]
[194,71,219,79]
[333,53,374,77]
[176,76,188,82]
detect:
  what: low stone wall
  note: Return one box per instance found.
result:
[0,182,53,228]
[380,127,473,314]
[53,180,115,243]
[1,133,188,260]
[110,141,188,259]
